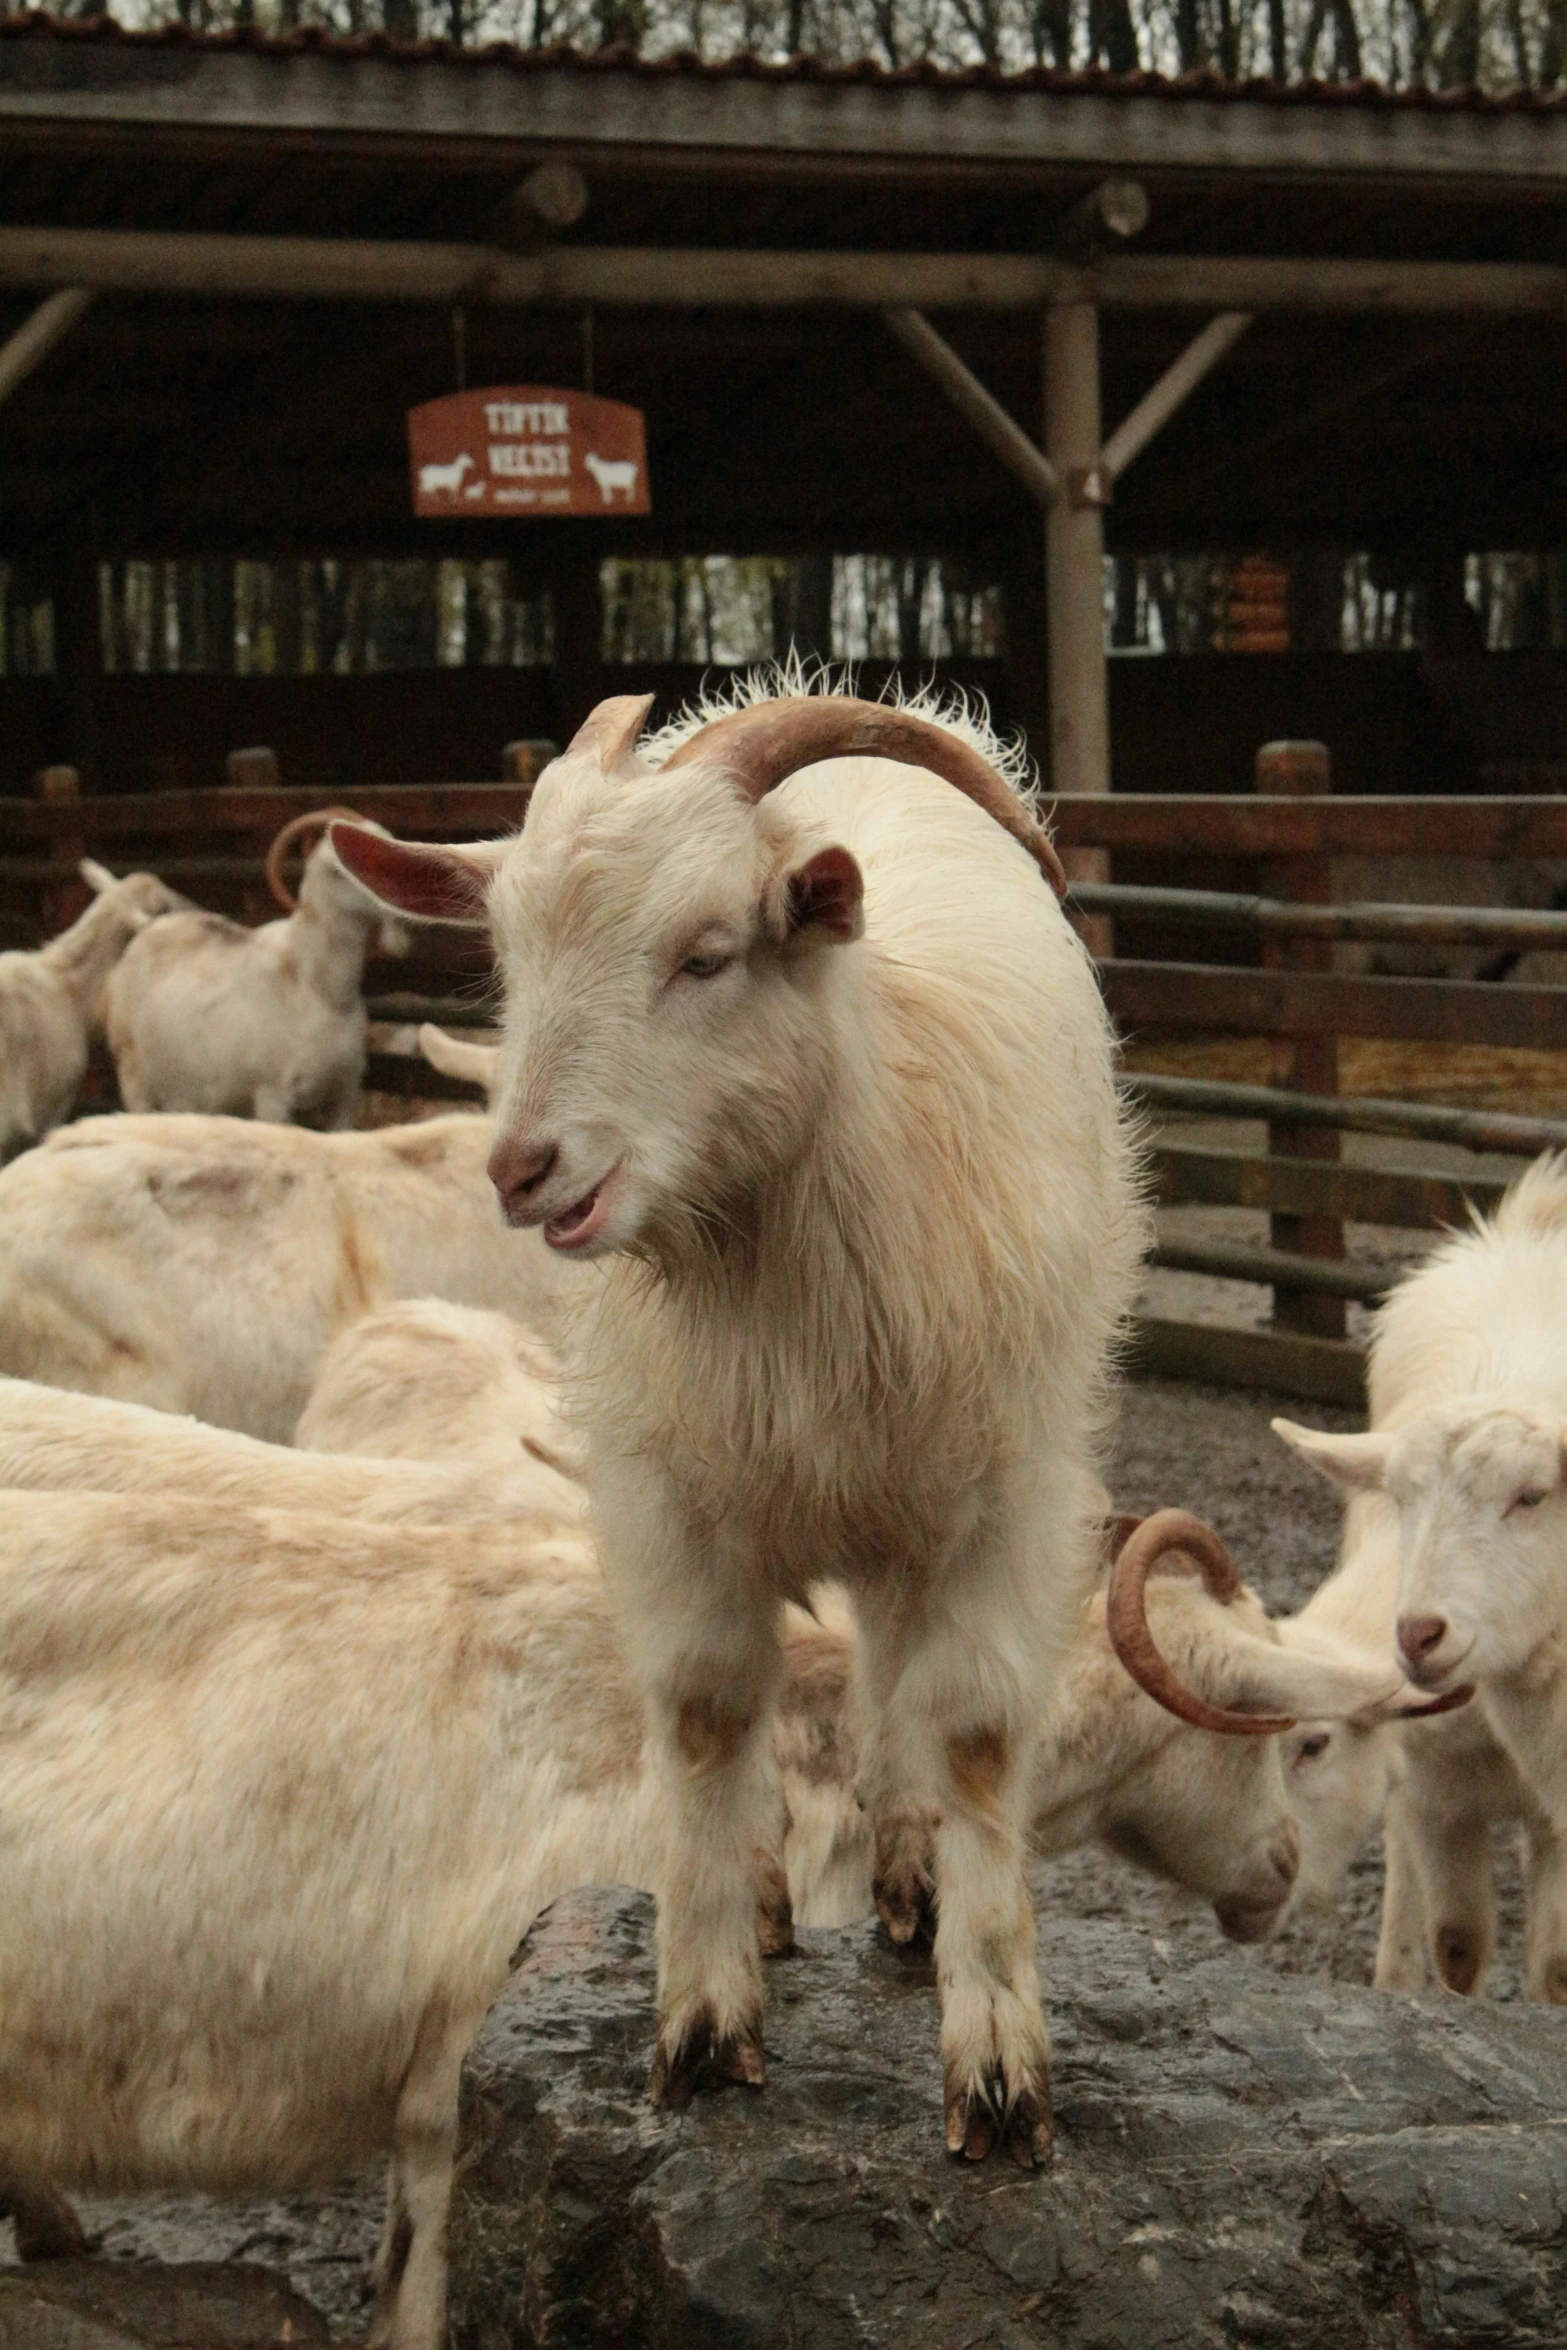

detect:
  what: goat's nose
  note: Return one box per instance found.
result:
[1398,1612,1449,1667]
[1271,1815,1301,1888]
[488,1135,559,1219]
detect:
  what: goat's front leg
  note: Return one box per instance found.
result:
[598,1478,780,2109]
[1521,1809,1567,2005]
[369,2016,468,2350]
[865,1568,1054,2169]
[1372,1781,1432,1993]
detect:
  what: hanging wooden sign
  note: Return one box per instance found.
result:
[408,388,650,519]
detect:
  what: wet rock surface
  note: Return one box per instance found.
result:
[0,1380,1539,2339]
[452,1883,1567,2350]
[0,2262,328,2349]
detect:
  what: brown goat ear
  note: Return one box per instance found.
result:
[329,826,500,927]
[778,846,864,945]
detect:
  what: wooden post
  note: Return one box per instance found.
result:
[1256,739,1345,1339]
[224,746,281,791]
[502,739,559,788]
[31,762,83,938]
[1044,301,1112,952]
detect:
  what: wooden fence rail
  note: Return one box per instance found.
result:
[1070,761,1567,1405]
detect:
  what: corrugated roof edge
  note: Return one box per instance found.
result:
[4,7,1567,113]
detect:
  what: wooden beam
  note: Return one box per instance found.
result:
[1100,310,1252,483]
[881,308,1057,509]
[1131,1070,1567,1155]
[1152,1144,1507,1230]
[1153,1234,1401,1301]
[1,229,1565,315]
[1128,1316,1367,1408]
[1,781,529,847]
[5,45,1567,199]
[0,286,92,412]
[1073,878,1567,950]
[1051,794,1567,858]
[1101,958,1567,1050]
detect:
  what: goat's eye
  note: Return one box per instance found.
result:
[1509,1487,1548,1515]
[679,950,730,980]
[1295,1732,1331,1763]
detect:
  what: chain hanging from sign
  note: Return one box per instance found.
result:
[407,388,650,519]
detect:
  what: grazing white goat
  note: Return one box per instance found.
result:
[0,1485,1413,2345]
[104,812,410,1128]
[0,1111,580,1440]
[1276,1153,1567,2004]
[0,862,186,1162]
[335,678,1166,2165]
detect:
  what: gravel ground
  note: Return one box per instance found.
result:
[0,1376,1530,2333]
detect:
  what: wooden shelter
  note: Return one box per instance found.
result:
[4,14,1567,801]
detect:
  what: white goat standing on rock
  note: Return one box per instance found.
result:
[104,809,409,1127]
[334,679,1148,2165]
[0,861,187,1162]
[1275,1153,1567,2004]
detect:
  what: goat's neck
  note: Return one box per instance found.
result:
[40,896,142,1011]
[1026,1642,1154,1854]
[1485,1636,1567,1816]
[289,897,375,1013]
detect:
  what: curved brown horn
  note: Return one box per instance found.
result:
[564,692,656,770]
[1106,1507,1295,1737]
[1399,1682,1476,1718]
[265,807,374,912]
[662,697,1066,898]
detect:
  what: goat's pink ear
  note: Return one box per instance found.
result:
[780,846,864,945]
[329,825,499,927]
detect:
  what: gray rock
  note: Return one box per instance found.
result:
[451,1884,1567,2349]
[0,2262,329,2349]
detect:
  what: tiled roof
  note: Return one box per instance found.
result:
[4,7,1565,113]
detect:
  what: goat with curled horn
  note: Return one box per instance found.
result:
[330,677,1132,2167]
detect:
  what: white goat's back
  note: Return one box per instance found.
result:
[295,1297,576,1475]
[0,1113,578,1440]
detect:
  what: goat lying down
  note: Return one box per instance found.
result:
[104,813,410,1129]
[0,862,187,1163]
[1275,1151,1567,2005]
[0,1483,1421,2350]
[335,682,1149,2165]
[0,1373,584,1528]
[0,1110,582,1440]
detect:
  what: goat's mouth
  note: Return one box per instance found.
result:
[1213,1889,1290,1944]
[1404,1635,1476,1695]
[544,1167,618,1252]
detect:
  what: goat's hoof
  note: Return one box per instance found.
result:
[754,1850,796,1958]
[6,2186,90,2264]
[944,2068,1053,2168]
[1543,1955,1567,2006]
[1434,1925,1482,1996]
[650,2012,767,2110]
[874,1872,936,1952]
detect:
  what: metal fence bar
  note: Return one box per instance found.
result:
[1151,1236,1405,1301]
[1071,881,1567,952]
[1129,1071,1567,1155]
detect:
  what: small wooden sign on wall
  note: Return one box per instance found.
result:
[408,388,651,519]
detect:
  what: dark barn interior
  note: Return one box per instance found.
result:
[3,15,1567,812]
